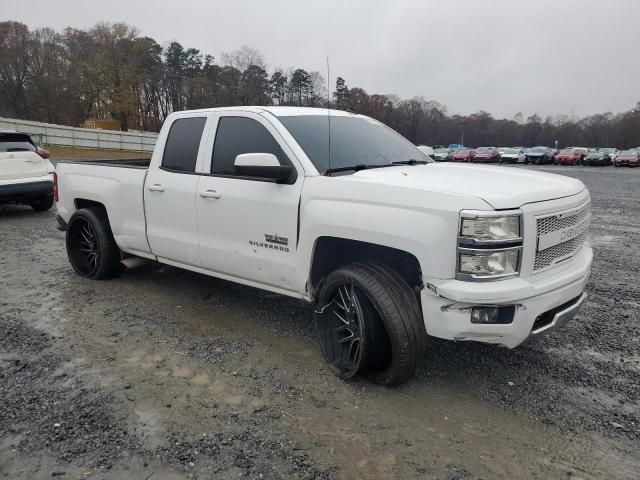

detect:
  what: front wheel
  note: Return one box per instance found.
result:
[66,208,123,279]
[315,261,426,386]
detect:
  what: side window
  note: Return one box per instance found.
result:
[162,117,207,173]
[212,116,290,175]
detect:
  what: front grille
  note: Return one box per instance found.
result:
[533,202,591,271]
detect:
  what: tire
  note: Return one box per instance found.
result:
[315,260,426,386]
[30,195,53,212]
[66,208,123,279]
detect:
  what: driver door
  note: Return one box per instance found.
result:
[195,112,304,292]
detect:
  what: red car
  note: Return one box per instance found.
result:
[452,148,475,162]
[472,147,500,163]
[554,148,583,166]
[614,150,639,167]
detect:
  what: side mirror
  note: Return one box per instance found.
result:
[234,153,292,182]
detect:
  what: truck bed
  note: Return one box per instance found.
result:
[55,159,152,258]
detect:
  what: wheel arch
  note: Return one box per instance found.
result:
[73,198,113,224]
[308,236,423,301]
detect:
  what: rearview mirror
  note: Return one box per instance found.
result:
[234,153,292,182]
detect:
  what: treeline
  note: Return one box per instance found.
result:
[1,20,640,148]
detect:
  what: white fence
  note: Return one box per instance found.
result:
[0,117,158,152]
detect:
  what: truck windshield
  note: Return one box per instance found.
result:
[278,115,432,173]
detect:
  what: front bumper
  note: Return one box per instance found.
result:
[0,179,53,204]
[421,245,592,348]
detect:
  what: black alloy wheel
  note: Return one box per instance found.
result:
[315,261,426,386]
[68,217,101,276]
[316,283,368,378]
[66,208,123,279]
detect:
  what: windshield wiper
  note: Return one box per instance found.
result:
[325,159,429,175]
[324,163,392,174]
[391,159,429,165]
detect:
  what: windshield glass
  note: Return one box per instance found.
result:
[587,152,603,157]
[278,115,432,172]
[475,147,492,153]
[435,148,449,153]
[621,150,638,157]
[559,149,574,155]
[531,146,546,152]
[502,148,517,154]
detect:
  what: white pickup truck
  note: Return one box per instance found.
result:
[56,107,592,385]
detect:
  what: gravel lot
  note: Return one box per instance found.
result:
[1,165,638,479]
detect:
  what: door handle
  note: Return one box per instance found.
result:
[199,189,221,199]
[148,184,165,192]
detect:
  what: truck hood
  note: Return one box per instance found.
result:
[345,163,586,209]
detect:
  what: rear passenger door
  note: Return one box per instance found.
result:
[145,115,208,266]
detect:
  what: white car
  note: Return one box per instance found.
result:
[500,147,527,164]
[416,145,434,158]
[0,131,55,211]
[55,107,592,385]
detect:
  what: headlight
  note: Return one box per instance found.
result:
[460,215,520,242]
[457,211,523,281]
[459,249,520,277]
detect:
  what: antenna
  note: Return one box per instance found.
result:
[326,57,331,173]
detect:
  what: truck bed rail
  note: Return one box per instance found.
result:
[56,158,151,169]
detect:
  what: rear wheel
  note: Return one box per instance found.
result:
[315,261,426,386]
[66,208,123,279]
[30,195,53,212]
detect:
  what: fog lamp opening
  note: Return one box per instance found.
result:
[470,305,515,324]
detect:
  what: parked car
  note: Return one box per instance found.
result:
[526,146,554,164]
[451,148,475,162]
[598,148,618,160]
[416,145,434,158]
[613,150,639,167]
[583,151,612,166]
[472,147,501,163]
[566,147,589,158]
[55,106,592,385]
[499,147,526,164]
[0,130,54,211]
[554,148,583,166]
[433,148,452,162]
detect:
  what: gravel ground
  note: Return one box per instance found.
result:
[0,165,638,479]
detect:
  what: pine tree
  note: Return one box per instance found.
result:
[333,77,349,109]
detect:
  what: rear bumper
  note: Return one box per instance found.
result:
[0,180,53,204]
[421,245,592,348]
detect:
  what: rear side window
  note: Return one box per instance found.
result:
[212,116,289,175]
[0,134,36,153]
[162,117,207,172]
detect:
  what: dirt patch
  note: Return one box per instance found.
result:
[1,166,639,479]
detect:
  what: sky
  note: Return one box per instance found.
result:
[3,0,639,120]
